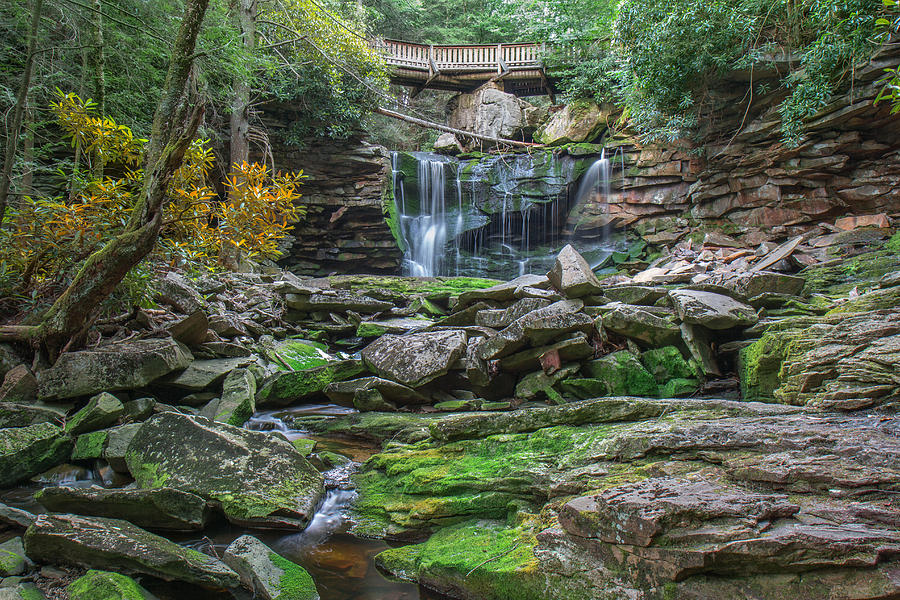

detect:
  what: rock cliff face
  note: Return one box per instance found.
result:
[597,44,900,244]
[255,103,401,276]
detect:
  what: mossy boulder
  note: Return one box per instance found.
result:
[215,368,256,427]
[66,392,124,435]
[68,570,158,600]
[125,412,324,528]
[37,338,193,401]
[0,422,72,487]
[34,486,211,531]
[222,535,319,600]
[0,537,27,576]
[641,346,697,383]
[581,352,659,397]
[24,514,239,588]
[534,100,608,146]
[72,429,110,461]
[256,360,366,407]
[0,583,45,600]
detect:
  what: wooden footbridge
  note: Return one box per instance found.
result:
[374,39,556,98]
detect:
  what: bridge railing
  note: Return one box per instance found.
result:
[376,39,544,73]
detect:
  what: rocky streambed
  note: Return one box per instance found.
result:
[0,226,898,599]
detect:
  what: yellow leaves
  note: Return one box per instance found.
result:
[163,158,306,267]
[51,91,144,167]
[5,93,307,287]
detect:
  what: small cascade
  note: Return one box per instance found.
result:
[394,154,450,277]
[569,150,611,247]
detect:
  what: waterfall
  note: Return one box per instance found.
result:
[567,151,617,267]
[393,152,450,277]
[390,149,620,279]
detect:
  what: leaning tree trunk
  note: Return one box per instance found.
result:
[0,0,43,226]
[29,0,211,361]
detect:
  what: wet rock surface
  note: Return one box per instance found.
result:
[24,514,240,588]
[124,413,324,529]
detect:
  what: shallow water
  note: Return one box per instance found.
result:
[1,405,445,600]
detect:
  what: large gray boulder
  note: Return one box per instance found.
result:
[223,535,319,600]
[37,338,193,401]
[125,413,324,529]
[0,365,37,403]
[447,83,536,141]
[155,271,204,314]
[361,330,468,388]
[24,514,239,589]
[0,502,37,529]
[547,244,603,298]
[669,289,758,329]
[478,300,593,360]
[601,303,682,346]
[34,486,211,531]
[0,422,72,487]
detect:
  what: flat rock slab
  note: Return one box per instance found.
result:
[0,422,72,487]
[0,403,62,428]
[24,514,239,588]
[223,535,319,600]
[362,330,467,388]
[35,486,210,531]
[559,478,799,547]
[669,290,758,329]
[125,413,324,529]
[0,502,36,529]
[159,357,255,391]
[37,338,193,401]
[324,377,427,407]
[456,274,548,308]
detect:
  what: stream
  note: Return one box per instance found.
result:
[0,406,450,600]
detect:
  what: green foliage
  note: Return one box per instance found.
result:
[555,0,891,144]
[875,0,900,112]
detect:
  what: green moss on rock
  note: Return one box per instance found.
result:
[68,569,157,600]
[72,430,110,461]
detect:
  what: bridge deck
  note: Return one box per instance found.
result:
[375,39,555,97]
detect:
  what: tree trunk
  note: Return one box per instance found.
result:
[20,105,34,199]
[32,0,210,361]
[87,0,106,178]
[0,0,43,226]
[223,0,256,270]
[229,0,256,169]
